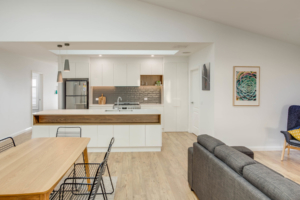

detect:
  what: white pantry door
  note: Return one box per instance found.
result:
[190,69,200,135]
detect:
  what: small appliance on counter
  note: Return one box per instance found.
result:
[113,102,141,110]
[65,79,89,109]
[98,94,106,104]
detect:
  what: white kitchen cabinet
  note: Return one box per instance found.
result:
[62,63,76,78]
[146,125,162,146]
[141,63,152,75]
[114,125,130,146]
[164,62,188,132]
[90,63,103,86]
[127,64,140,86]
[76,63,89,78]
[130,125,145,146]
[98,125,114,147]
[32,126,49,138]
[151,63,163,75]
[49,126,62,137]
[114,64,127,86]
[81,126,98,147]
[103,64,114,86]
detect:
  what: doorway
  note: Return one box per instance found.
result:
[190,68,200,135]
[32,72,43,113]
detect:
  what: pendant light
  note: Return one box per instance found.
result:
[64,43,70,72]
[57,45,63,83]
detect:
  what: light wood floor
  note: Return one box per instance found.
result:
[88,132,300,200]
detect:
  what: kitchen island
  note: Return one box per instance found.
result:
[32,109,162,152]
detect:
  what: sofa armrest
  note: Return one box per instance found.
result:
[280,131,292,143]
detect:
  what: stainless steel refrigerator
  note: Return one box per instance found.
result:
[65,80,88,109]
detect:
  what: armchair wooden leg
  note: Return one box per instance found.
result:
[281,139,287,161]
[288,145,291,155]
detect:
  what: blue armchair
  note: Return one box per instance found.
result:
[281,105,300,161]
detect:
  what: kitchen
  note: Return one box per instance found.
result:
[31,43,192,152]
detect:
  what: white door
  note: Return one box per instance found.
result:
[190,69,200,135]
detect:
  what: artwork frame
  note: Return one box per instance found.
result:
[202,63,210,91]
[233,66,260,106]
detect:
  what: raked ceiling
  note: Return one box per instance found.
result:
[139,0,300,46]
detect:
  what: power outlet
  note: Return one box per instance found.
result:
[144,97,148,100]
[96,98,99,101]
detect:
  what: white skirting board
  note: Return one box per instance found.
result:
[88,147,161,152]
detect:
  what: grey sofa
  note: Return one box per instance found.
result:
[188,134,300,200]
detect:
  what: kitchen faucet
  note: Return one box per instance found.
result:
[117,97,122,110]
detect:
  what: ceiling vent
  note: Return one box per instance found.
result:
[173,45,188,49]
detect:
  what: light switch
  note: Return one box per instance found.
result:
[144,97,148,100]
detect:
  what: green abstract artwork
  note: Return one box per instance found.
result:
[236,71,257,101]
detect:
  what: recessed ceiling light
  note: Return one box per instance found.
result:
[99,55,102,57]
[49,50,179,55]
[151,55,154,57]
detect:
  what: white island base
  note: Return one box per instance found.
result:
[32,109,162,152]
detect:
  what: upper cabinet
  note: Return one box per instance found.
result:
[103,64,114,86]
[114,64,127,86]
[89,58,163,86]
[59,57,89,79]
[127,63,140,86]
[75,63,89,78]
[141,63,163,75]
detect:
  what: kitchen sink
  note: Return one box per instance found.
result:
[105,109,134,112]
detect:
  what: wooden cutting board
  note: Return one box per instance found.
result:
[98,94,106,104]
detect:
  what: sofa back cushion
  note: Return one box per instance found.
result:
[197,134,225,153]
[214,145,256,176]
[244,164,300,200]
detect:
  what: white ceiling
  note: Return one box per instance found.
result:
[139,0,300,46]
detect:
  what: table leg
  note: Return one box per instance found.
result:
[83,147,91,191]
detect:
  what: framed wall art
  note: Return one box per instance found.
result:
[233,66,260,106]
[202,63,210,91]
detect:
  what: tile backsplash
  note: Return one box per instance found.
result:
[93,86,161,104]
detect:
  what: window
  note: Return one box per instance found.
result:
[32,74,39,109]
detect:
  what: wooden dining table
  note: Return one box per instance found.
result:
[0,137,90,200]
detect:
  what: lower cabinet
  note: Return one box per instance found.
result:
[32,124,162,148]
[32,126,49,138]
[98,125,114,147]
[113,125,130,147]
[130,125,146,146]
[146,125,162,146]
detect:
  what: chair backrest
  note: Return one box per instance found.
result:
[287,105,300,130]
[56,127,82,137]
[102,137,115,174]
[0,137,16,153]
[87,137,114,200]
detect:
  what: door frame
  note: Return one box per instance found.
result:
[189,67,200,135]
[31,71,44,121]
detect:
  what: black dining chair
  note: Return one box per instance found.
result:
[51,137,114,200]
[0,137,16,153]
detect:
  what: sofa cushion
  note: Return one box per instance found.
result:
[197,134,225,153]
[215,145,256,176]
[244,164,300,200]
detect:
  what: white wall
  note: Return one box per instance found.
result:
[0,49,58,138]
[1,0,300,149]
[189,44,215,136]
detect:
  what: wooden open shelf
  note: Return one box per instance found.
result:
[140,75,163,86]
[33,114,161,125]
